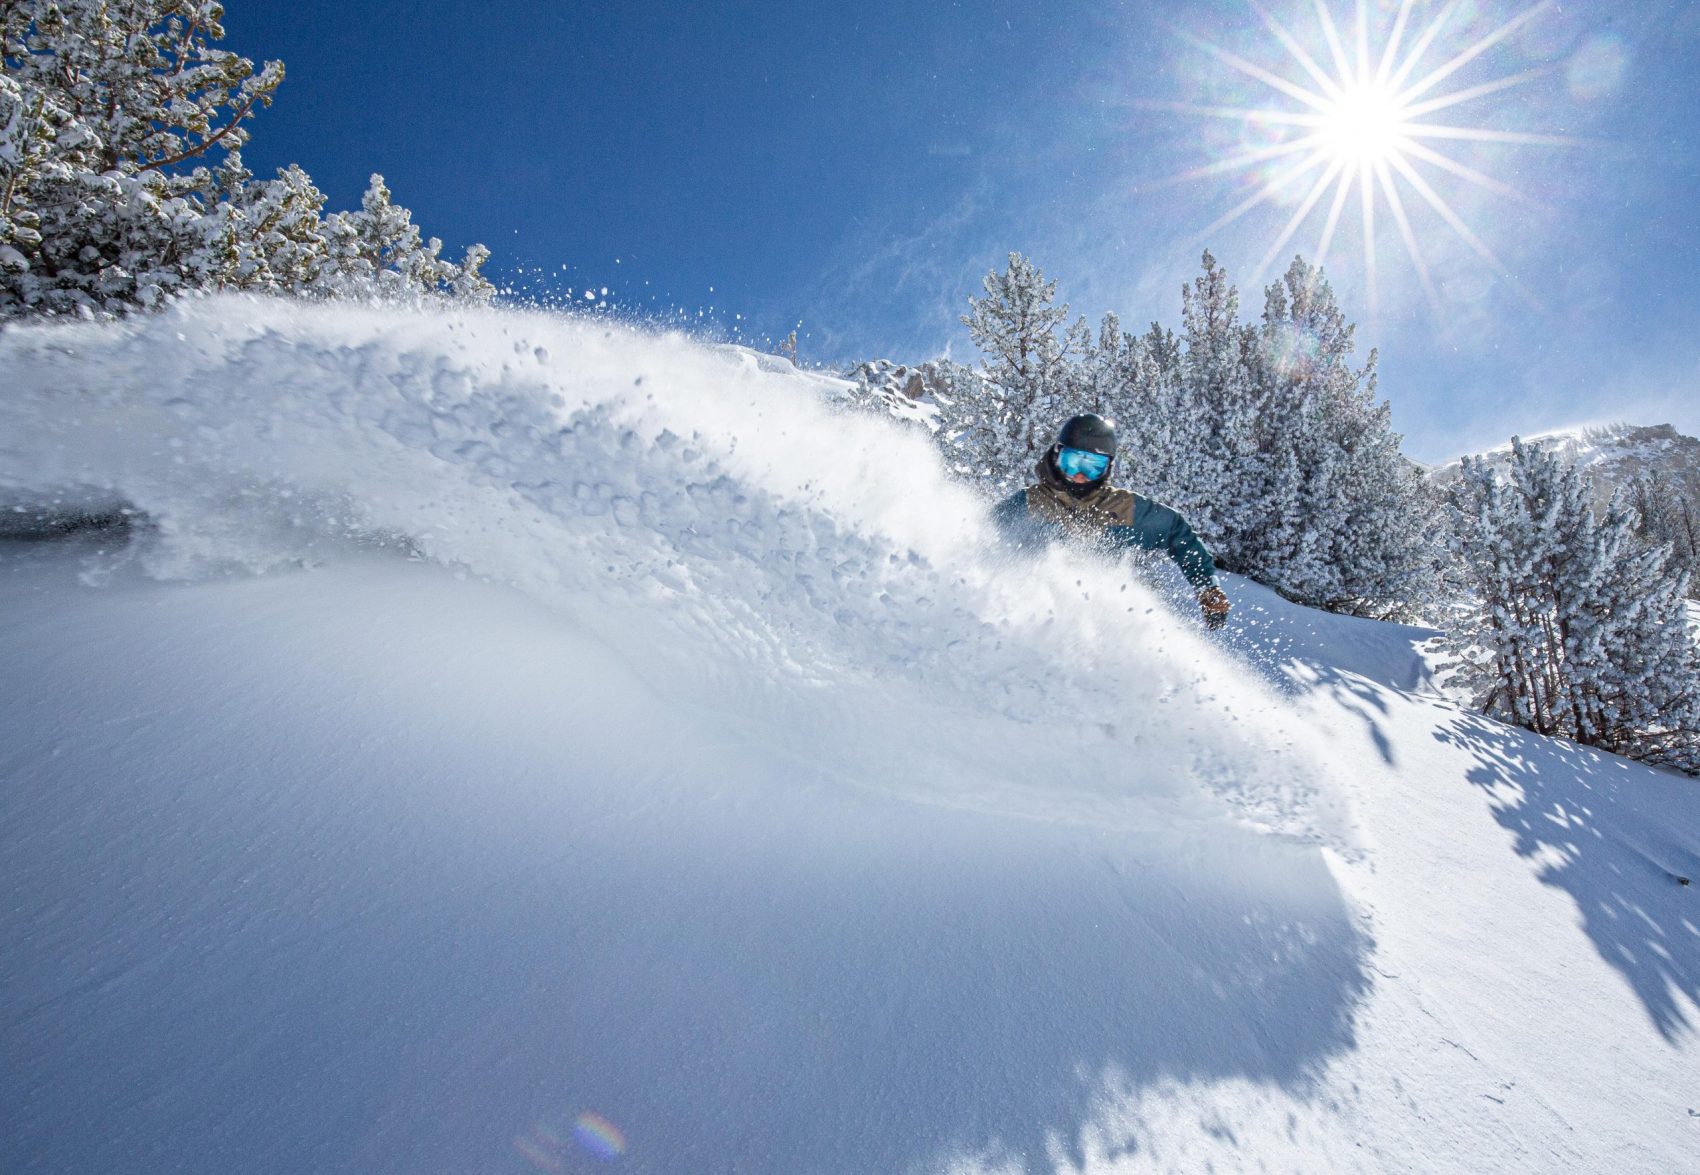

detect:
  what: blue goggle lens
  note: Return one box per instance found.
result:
[1057,446,1110,479]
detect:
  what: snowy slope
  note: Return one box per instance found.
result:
[2,299,1697,1174]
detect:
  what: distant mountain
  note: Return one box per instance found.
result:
[1431,422,1700,600]
[1429,422,1700,507]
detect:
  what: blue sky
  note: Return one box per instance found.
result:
[224,0,1700,463]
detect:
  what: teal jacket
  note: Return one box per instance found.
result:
[993,469,1219,591]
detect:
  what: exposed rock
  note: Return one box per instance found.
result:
[839,358,986,433]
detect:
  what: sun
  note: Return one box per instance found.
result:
[1317,81,1411,167]
[1153,0,1582,318]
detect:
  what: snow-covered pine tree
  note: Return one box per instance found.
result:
[0,0,283,312]
[958,252,1084,492]
[1093,253,1435,617]
[203,160,328,293]
[1629,470,1700,600]
[321,174,490,299]
[1106,252,1264,567]
[1108,318,1187,501]
[1078,312,1167,489]
[450,242,494,302]
[1183,251,1270,562]
[1249,257,1439,618]
[1078,311,1128,406]
[1447,437,1700,775]
[1058,313,1093,404]
[0,0,490,315]
[0,72,57,280]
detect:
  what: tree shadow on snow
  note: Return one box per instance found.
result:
[1197,574,1439,771]
[1211,573,1441,698]
[1436,714,1700,1042]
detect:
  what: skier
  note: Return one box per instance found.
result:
[992,413,1232,629]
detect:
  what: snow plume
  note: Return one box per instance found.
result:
[0,295,1344,842]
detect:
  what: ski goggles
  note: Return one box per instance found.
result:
[1056,445,1111,480]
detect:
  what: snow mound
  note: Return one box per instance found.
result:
[0,296,1343,840]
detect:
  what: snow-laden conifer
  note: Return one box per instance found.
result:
[1077,311,1129,406]
[1173,251,1265,554]
[1105,253,1438,618]
[958,252,1082,491]
[1447,438,1700,774]
[1630,470,1700,600]
[1248,257,1439,617]
[1,0,281,312]
[320,175,490,299]
[1,0,489,316]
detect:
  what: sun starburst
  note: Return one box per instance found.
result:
[1154,0,1584,320]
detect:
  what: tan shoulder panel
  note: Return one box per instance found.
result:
[1096,487,1137,524]
[1026,482,1136,528]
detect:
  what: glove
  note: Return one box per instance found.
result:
[1199,585,1230,630]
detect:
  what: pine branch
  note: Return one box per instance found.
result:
[146,90,258,170]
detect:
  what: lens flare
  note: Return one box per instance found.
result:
[1154,0,1584,320]
[513,1123,567,1172]
[513,1135,565,1172]
[573,1112,628,1160]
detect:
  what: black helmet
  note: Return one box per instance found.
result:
[1047,412,1117,498]
[1056,413,1116,456]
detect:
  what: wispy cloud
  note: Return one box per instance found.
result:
[795,178,999,367]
